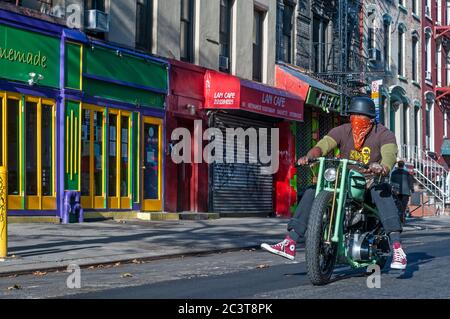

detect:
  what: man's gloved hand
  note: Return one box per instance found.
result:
[297,156,312,166]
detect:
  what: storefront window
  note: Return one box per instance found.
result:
[94,111,103,197]
[120,116,129,197]
[81,109,91,196]
[42,104,53,196]
[26,101,38,196]
[109,114,117,197]
[8,99,20,196]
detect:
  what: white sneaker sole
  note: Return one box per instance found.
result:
[390,262,407,270]
[260,243,295,261]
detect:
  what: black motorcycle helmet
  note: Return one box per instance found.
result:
[348,96,376,119]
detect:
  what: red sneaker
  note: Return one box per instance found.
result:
[261,236,296,260]
[390,242,407,270]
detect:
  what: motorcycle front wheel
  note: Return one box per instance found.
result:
[305,191,338,286]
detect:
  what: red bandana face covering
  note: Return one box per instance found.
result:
[350,115,374,151]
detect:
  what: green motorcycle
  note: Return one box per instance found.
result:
[300,157,391,286]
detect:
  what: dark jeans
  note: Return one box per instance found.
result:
[287,183,403,242]
[394,194,410,222]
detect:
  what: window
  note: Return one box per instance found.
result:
[398,29,405,76]
[136,0,153,52]
[3,94,55,210]
[447,0,450,25]
[425,30,432,80]
[383,21,390,71]
[412,0,418,15]
[412,36,418,81]
[312,16,328,73]
[180,0,194,62]
[438,0,443,24]
[277,1,295,63]
[85,0,105,11]
[253,8,264,82]
[437,40,443,86]
[219,0,232,72]
[368,26,374,51]
[7,98,20,196]
[426,0,432,17]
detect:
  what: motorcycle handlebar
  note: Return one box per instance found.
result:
[294,158,370,170]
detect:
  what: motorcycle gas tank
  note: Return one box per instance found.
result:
[348,170,367,202]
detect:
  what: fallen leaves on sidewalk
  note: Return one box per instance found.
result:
[32,271,47,277]
[132,259,144,264]
[7,285,22,291]
[114,262,121,267]
[121,273,133,278]
[256,264,270,269]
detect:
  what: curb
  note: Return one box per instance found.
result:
[0,245,261,278]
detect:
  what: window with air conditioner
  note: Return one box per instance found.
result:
[84,0,108,33]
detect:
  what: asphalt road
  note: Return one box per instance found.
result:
[0,229,449,299]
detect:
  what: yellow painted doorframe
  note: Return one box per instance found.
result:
[108,109,132,210]
[80,104,106,209]
[2,92,56,211]
[142,116,163,212]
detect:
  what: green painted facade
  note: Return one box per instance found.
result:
[65,42,82,90]
[82,45,168,108]
[65,100,81,191]
[0,24,60,88]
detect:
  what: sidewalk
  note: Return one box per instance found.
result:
[1,216,450,277]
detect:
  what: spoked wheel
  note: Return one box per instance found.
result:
[305,191,338,286]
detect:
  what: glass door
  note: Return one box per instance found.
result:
[108,109,132,209]
[142,116,162,211]
[81,105,106,209]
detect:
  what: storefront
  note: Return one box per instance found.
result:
[275,63,343,196]
[62,34,169,215]
[0,10,62,218]
[203,70,304,217]
[165,59,209,213]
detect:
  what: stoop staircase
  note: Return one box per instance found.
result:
[399,145,449,216]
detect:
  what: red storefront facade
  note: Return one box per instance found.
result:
[165,62,304,217]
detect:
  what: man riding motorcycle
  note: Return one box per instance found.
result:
[261,96,407,270]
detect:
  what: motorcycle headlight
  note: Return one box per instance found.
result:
[324,168,337,182]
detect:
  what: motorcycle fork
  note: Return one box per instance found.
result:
[325,165,340,244]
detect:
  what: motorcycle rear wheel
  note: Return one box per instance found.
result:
[305,191,338,286]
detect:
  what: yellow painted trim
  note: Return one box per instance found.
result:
[70,109,74,180]
[37,98,42,209]
[1,92,6,167]
[142,116,163,211]
[90,107,94,208]
[66,114,69,174]
[41,98,56,197]
[78,103,82,191]
[136,113,140,202]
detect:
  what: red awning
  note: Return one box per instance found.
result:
[204,70,304,122]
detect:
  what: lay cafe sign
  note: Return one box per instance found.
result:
[204,70,304,122]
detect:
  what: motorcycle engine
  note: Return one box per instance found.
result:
[346,231,391,263]
[346,232,375,262]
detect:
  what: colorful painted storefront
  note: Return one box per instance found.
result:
[1,9,168,220]
[62,33,168,215]
[0,10,62,218]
